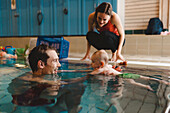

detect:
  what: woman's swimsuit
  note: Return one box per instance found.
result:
[97,20,119,36]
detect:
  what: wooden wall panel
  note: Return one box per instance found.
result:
[160,0,169,29]
[125,0,159,30]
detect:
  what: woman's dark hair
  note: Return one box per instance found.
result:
[94,2,113,28]
[28,44,56,72]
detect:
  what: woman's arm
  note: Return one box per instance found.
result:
[88,12,95,31]
[111,12,125,62]
[81,12,95,60]
[81,42,91,60]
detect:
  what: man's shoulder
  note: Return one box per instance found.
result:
[18,72,34,81]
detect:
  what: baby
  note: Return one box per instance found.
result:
[89,50,169,90]
[90,50,121,75]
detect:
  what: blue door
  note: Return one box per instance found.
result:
[16,0,30,36]
[39,0,54,36]
[53,0,64,35]
[29,0,41,36]
[63,0,82,35]
[1,0,30,36]
[82,0,97,35]
[30,0,54,36]
[0,0,11,36]
[54,0,83,35]
[30,0,83,36]
[0,0,117,36]
[11,0,20,36]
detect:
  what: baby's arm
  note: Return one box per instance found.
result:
[126,79,153,91]
[109,68,122,75]
[90,67,121,76]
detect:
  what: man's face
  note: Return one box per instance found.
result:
[42,50,61,75]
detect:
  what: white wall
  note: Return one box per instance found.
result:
[117,0,125,28]
[168,1,170,32]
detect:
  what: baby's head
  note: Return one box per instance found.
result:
[91,50,109,69]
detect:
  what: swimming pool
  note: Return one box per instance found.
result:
[0,58,169,113]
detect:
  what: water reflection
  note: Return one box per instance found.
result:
[8,72,86,113]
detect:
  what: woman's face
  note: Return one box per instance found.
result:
[97,12,111,27]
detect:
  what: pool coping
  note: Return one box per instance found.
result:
[61,57,170,70]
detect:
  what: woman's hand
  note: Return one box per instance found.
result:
[111,52,125,62]
[116,52,125,62]
[81,42,91,61]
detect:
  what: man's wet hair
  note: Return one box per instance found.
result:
[28,44,57,72]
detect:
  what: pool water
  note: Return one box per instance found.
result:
[0,58,169,113]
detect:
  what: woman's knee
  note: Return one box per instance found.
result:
[86,31,99,41]
[100,31,116,36]
[86,31,97,37]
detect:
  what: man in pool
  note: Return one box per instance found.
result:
[8,44,85,113]
[89,50,170,90]
[19,44,84,84]
[23,43,62,84]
